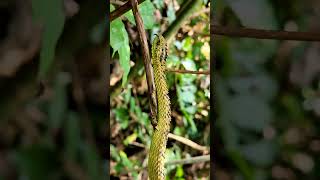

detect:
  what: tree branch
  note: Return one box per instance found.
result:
[110,0,145,21]
[165,155,210,166]
[212,25,320,41]
[166,69,210,75]
[168,133,209,152]
[130,0,157,125]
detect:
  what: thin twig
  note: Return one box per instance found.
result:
[129,141,146,148]
[168,133,209,152]
[166,69,210,75]
[130,0,157,127]
[110,0,145,21]
[212,25,320,41]
[165,155,210,166]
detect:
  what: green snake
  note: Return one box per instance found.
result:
[148,34,171,180]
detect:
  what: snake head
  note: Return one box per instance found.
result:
[151,34,167,66]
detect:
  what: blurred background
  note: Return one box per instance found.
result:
[0,0,107,179]
[213,0,320,179]
[110,0,210,179]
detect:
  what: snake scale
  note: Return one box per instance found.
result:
[148,34,171,180]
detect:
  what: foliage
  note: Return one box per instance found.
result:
[110,0,210,179]
[110,1,155,87]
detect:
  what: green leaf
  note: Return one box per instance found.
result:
[110,17,131,86]
[175,165,184,177]
[182,37,192,52]
[179,91,195,103]
[153,0,164,9]
[110,4,115,11]
[119,151,134,169]
[167,54,180,68]
[181,58,197,71]
[136,0,155,29]
[124,0,155,29]
[110,145,120,162]
[124,133,138,146]
[114,107,130,129]
[124,11,135,25]
[31,0,65,79]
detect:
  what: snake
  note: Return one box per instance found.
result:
[148,34,171,180]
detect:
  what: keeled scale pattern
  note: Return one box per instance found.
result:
[148,35,171,180]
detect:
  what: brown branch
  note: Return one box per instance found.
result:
[168,133,209,152]
[110,0,145,21]
[130,0,157,124]
[166,68,210,75]
[165,155,210,166]
[212,25,320,41]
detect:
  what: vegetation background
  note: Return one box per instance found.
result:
[110,0,210,179]
[214,0,320,179]
[0,0,107,179]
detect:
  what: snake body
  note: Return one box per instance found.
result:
[148,35,171,180]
